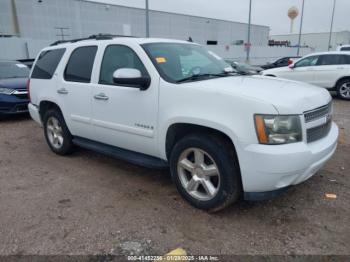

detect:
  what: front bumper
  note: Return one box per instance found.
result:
[0,94,29,115]
[239,122,338,194]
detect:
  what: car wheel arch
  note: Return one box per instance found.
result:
[39,100,63,122]
[335,76,350,88]
[165,123,239,161]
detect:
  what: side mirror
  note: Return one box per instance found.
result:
[113,68,151,90]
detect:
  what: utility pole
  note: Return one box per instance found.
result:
[246,0,252,63]
[297,0,305,56]
[328,0,336,51]
[55,27,70,41]
[145,0,150,37]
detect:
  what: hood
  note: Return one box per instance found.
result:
[185,75,331,115]
[0,77,28,90]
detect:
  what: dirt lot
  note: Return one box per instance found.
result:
[0,99,349,256]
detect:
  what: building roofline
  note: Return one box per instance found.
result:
[81,0,269,29]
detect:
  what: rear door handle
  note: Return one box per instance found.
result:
[57,88,68,95]
[94,93,109,101]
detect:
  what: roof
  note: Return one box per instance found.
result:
[303,51,350,56]
[46,34,192,50]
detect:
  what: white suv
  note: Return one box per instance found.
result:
[28,35,338,211]
[262,51,350,100]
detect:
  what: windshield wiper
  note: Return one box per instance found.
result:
[176,72,236,83]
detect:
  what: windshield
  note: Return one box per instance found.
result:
[0,62,30,79]
[142,43,234,83]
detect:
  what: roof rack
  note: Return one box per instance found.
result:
[50,33,137,46]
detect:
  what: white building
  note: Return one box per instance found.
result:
[270,31,350,52]
[0,0,269,46]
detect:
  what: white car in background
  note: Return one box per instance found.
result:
[337,45,350,51]
[262,51,350,100]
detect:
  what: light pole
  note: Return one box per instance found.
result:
[246,0,252,63]
[297,0,305,56]
[145,0,150,38]
[328,0,336,51]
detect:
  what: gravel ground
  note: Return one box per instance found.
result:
[0,99,349,256]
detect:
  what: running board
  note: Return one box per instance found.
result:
[72,137,168,169]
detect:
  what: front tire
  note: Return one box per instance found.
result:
[336,79,350,100]
[170,134,242,212]
[43,109,74,155]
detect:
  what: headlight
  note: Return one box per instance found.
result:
[0,87,15,95]
[254,114,302,144]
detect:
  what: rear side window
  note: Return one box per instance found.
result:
[317,55,350,65]
[339,55,350,64]
[340,47,350,51]
[64,46,97,83]
[31,48,65,79]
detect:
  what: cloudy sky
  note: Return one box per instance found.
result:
[91,0,350,35]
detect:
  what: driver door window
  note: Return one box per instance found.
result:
[99,45,148,85]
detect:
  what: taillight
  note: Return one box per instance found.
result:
[26,79,31,102]
[288,59,293,65]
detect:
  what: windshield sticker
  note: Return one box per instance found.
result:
[156,57,167,63]
[16,64,27,68]
[208,51,222,60]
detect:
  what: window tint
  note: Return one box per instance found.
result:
[31,48,65,79]
[99,45,148,85]
[0,62,29,79]
[295,56,319,67]
[317,55,340,65]
[339,55,350,65]
[340,47,350,51]
[64,46,97,83]
[317,54,350,65]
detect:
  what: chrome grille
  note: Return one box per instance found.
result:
[307,121,332,143]
[13,89,28,100]
[304,102,332,123]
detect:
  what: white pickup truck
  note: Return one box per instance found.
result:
[27,35,338,211]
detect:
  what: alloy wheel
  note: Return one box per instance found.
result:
[339,82,350,98]
[177,148,220,201]
[46,116,64,149]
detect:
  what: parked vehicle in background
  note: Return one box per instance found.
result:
[0,60,30,116]
[225,60,263,75]
[17,59,35,69]
[337,45,350,51]
[261,52,350,100]
[261,56,301,70]
[28,35,338,211]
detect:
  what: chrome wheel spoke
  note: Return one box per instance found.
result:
[202,164,218,177]
[179,159,195,172]
[186,178,199,192]
[201,179,217,197]
[194,149,204,165]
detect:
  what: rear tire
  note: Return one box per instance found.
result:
[336,79,350,100]
[170,133,242,212]
[43,109,74,155]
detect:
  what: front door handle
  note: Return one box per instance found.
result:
[57,88,68,95]
[94,93,109,101]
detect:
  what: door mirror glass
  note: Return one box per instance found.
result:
[113,68,151,90]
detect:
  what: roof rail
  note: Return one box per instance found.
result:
[50,33,137,46]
